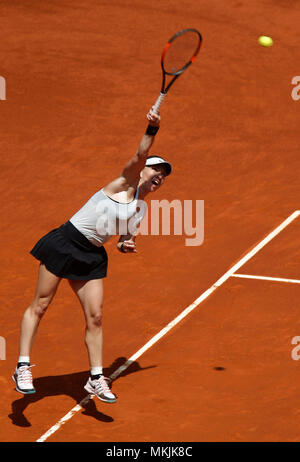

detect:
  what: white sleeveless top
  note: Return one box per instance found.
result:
[69,188,146,247]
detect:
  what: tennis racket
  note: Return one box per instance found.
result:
[152,28,202,114]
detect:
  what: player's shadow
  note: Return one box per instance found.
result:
[8,357,156,428]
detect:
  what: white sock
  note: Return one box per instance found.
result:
[18,356,30,364]
[91,366,103,377]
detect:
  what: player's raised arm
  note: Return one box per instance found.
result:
[121,108,160,186]
[103,109,160,195]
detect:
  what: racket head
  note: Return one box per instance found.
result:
[161,28,202,76]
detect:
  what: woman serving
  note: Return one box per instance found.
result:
[13,107,172,403]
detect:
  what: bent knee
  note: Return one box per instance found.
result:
[87,311,103,329]
[30,298,51,318]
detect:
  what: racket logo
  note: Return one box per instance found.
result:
[161,42,171,65]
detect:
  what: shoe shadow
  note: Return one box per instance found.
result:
[8,357,156,428]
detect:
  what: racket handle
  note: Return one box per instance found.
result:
[153,92,166,114]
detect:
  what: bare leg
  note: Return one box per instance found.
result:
[69,278,117,403]
[68,278,104,369]
[19,264,61,357]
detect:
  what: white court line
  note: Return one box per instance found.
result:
[36,210,300,442]
[232,274,300,284]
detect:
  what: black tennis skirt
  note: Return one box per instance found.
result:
[30,221,108,280]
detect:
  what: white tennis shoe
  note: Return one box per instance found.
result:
[84,375,117,403]
[12,365,36,394]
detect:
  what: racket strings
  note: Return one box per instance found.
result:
[163,31,200,75]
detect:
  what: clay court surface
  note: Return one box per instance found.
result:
[0,0,300,443]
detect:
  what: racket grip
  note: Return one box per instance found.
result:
[153,92,166,114]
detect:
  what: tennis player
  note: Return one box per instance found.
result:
[12,107,172,403]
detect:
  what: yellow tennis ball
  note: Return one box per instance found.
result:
[258,36,273,47]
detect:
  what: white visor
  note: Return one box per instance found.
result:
[145,156,172,176]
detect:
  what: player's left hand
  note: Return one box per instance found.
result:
[122,239,137,253]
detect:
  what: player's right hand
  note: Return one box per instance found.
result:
[147,107,160,126]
